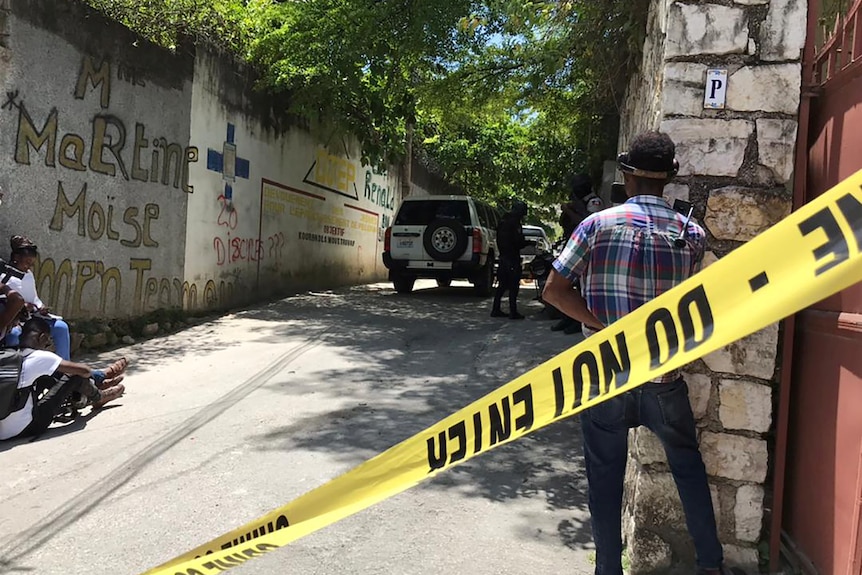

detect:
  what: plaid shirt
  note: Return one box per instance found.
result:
[552,194,707,383]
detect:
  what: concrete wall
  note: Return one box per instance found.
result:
[2,0,194,319]
[2,0,414,320]
[617,0,807,572]
[184,51,400,311]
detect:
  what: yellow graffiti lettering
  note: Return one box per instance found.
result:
[131,123,149,182]
[58,133,86,171]
[50,181,87,237]
[314,148,355,194]
[74,55,111,109]
[100,266,122,315]
[89,115,129,179]
[15,105,57,167]
[130,258,152,315]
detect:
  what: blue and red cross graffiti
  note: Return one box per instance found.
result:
[206,123,250,201]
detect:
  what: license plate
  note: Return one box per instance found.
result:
[397,239,414,248]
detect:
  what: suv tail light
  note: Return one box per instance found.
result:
[472,228,482,253]
[384,227,392,252]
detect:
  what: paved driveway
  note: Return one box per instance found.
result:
[0,280,594,575]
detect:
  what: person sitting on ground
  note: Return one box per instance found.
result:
[0,318,127,441]
[3,235,71,360]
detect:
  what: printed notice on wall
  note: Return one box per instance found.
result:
[261,179,378,249]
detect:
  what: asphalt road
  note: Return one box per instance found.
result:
[0,280,595,575]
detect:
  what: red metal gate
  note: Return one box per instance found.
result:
[772,0,862,573]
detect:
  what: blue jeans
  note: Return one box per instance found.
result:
[581,377,722,575]
[5,317,71,360]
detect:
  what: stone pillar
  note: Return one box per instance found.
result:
[618,0,806,572]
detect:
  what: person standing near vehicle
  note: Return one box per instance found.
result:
[559,174,592,238]
[491,200,529,320]
[543,131,742,575]
[552,174,593,334]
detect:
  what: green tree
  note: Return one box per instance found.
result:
[83,0,251,50]
[415,0,649,211]
[244,0,488,166]
[82,0,649,215]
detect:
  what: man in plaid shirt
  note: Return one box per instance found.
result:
[544,131,742,575]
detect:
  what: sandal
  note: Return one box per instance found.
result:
[103,357,128,379]
[92,383,125,409]
[97,373,125,390]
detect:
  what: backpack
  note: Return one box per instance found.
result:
[0,349,25,420]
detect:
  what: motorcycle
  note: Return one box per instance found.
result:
[529,251,556,305]
[528,238,584,325]
[528,237,565,307]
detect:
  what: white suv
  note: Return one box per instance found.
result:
[383,195,500,295]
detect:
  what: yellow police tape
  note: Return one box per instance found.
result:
[142,170,862,575]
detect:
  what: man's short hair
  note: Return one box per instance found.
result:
[21,317,50,339]
[625,131,676,175]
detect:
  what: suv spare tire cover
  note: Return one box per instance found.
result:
[423,218,469,262]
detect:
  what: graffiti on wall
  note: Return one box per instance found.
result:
[48,181,160,247]
[211,190,285,266]
[8,54,198,255]
[8,56,198,192]
[3,55,215,317]
[262,178,377,250]
[33,255,235,317]
[363,166,396,229]
[302,144,360,201]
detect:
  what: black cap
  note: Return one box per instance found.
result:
[618,131,679,180]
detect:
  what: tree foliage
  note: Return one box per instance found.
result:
[81,0,649,217]
[244,0,485,165]
[83,0,251,50]
[416,0,649,212]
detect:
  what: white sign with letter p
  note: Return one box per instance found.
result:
[704,69,728,109]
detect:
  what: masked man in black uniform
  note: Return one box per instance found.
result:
[491,200,529,320]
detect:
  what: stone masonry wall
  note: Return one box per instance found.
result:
[618,0,807,573]
[618,0,671,154]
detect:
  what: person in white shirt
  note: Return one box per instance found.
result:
[3,235,71,359]
[0,318,126,440]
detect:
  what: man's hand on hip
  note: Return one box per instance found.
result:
[542,270,604,332]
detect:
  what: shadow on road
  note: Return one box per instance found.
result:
[0,280,595,572]
[0,334,328,571]
[238,281,595,551]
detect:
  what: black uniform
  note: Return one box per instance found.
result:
[559,196,589,239]
[551,199,588,333]
[492,211,529,318]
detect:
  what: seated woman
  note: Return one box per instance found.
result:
[3,236,71,360]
